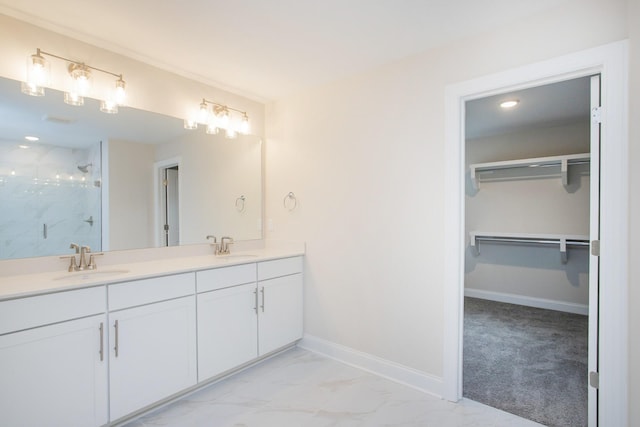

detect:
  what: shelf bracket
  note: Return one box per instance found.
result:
[561,159,569,187]
[470,166,479,191]
[560,238,568,264]
[470,233,479,255]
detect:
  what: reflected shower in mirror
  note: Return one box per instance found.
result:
[0,76,262,261]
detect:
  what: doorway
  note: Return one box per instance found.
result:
[442,41,629,427]
[154,157,181,248]
[461,76,597,427]
[162,166,180,246]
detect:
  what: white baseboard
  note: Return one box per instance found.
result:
[298,334,443,398]
[464,288,589,315]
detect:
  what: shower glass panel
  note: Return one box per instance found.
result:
[0,140,101,260]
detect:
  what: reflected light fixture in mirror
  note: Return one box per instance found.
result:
[185,98,250,138]
[21,48,127,113]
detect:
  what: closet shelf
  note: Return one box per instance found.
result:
[469,231,590,264]
[469,153,590,191]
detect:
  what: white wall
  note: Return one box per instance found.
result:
[155,132,262,244]
[627,0,639,424]
[107,139,155,250]
[265,0,627,382]
[465,122,590,308]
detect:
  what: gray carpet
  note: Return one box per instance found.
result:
[463,297,588,427]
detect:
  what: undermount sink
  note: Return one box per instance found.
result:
[53,269,130,281]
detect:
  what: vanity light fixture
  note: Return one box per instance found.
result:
[24,136,39,142]
[500,99,519,109]
[185,98,250,138]
[21,48,127,113]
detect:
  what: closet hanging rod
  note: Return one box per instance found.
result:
[474,236,589,246]
[469,231,590,264]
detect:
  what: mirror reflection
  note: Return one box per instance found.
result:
[0,76,262,261]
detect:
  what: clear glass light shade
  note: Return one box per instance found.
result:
[100,99,118,114]
[69,64,92,97]
[22,52,50,96]
[21,81,44,96]
[197,102,210,124]
[184,119,198,130]
[206,124,220,135]
[114,78,126,105]
[64,91,84,106]
[216,108,230,130]
[239,114,250,135]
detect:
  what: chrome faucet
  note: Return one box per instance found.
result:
[206,235,220,254]
[219,236,234,255]
[61,243,102,272]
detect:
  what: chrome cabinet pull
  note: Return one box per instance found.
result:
[260,287,265,312]
[99,322,104,361]
[253,289,258,314]
[114,320,119,357]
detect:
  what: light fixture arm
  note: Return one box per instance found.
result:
[35,48,123,80]
[201,98,247,117]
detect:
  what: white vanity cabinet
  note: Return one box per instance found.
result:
[196,264,258,381]
[257,257,304,356]
[0,287,108,427]
[107,273,197,421]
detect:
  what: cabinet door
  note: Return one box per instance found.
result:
[109,296,197,421]
[258,273,303,355]
[197,283,258,381]
[0,315,108,427]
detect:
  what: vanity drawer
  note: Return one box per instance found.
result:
[196,264,256,293]
[257,257,303,281]
[109,273,195,311]
[0,286,105,335]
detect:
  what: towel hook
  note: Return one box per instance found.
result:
[235,195,246,212]
[283,192,297,211]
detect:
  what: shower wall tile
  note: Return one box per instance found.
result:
[0,141,102,260]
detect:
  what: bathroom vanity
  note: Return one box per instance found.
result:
[0,248,303,426]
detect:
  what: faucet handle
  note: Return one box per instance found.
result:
[60,255,78,272]
[69,243,80,253]
[220,236,234,254]
[87,253,104,270]
[206,235,220,254]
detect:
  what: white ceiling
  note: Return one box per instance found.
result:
[466,76,592,139]
[0,0,570,102]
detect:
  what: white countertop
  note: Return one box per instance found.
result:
[0,246,304,301]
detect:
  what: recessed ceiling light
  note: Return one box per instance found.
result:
[500,100,519,109]
[24,135,39,141]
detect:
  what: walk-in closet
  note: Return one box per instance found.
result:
[462,76,596,427]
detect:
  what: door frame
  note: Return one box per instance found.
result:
[443,40,628,426]
[153,157,182,248]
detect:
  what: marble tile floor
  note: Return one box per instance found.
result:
[123,347,543,427]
